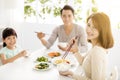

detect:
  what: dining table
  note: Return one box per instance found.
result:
[0,48,80,80]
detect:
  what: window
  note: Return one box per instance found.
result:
[24,0,98,24]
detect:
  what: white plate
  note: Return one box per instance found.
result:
[33,62,52,71]
[47,51,62,58]
[35,56,50,62]
[51,57,73,66]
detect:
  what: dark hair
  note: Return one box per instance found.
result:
[60,5,74,15]
[2,27,17,47]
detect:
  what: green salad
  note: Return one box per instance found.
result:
[36,56,48,62]
[35,63,49,69]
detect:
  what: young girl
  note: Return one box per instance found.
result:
[0,27,27,65]
[59,12,114,80]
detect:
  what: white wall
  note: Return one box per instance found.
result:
[107,28,120,78]
[15,23,58,52]
[0,0,24,26]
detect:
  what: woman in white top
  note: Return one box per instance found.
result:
[59,12,114,80]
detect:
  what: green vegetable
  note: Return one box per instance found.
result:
[36,56,48,62]
[36,63,49,69]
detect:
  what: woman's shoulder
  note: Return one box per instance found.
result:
[92,46,106,52]
[91,46,107,57]
[92,46,105,50]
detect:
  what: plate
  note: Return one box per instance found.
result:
[33,62,52,71]
[52,57,71,66]
[47,51,61,58]
[35,56,49,62]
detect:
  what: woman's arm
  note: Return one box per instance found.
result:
[91,47,107,80]
[74,52,84,65]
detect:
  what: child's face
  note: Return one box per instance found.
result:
[3,35,17,48]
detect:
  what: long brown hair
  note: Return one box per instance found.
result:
[87,12,114,49]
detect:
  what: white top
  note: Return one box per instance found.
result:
[0,46,22,59]
[72,46,107,80]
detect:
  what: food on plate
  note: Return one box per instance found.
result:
[54,59,70,64]
[36,56,48,62]
[35,62,49,70]
[48,52,61,57]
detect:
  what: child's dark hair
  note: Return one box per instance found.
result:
[2,27,17,47]
[60,5,74,15]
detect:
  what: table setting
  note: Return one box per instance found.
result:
[0,41,80,80]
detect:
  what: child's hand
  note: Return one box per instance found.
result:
[18,50,27,57]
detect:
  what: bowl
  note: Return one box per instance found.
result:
[57,62,71,71]
[58,42,67,48]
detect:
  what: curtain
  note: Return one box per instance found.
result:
[0,0,24,26]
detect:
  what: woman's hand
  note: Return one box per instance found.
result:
[68,38,79,53]
[37,32,45,39]
[59,71,73,76]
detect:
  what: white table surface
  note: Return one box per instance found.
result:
[0,48,79,80]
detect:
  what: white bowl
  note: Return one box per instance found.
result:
[58,42,67,48]
[57,62,71,71]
